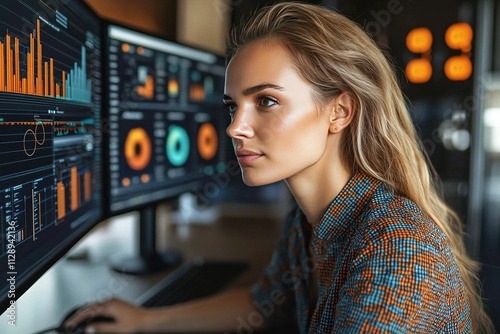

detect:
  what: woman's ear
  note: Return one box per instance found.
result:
[329,92,355,134]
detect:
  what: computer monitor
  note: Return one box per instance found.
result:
[0,0,103,313]
[103,23,229,274]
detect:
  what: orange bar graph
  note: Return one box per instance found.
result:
[15,38,19,93]
[50,58,54,97]
[57,181,66,220]
[84,171,91,202]
[44,62,48,96]
[37,19,42,95]
[62,70,66,98]
[6,34,11,91]
[0,19,85,99]
[29,32,34,94]
[70,166,79,211]
[27,50,31,93]
[0,42,3,90]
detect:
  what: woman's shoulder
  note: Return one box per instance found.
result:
[355,184,449,254]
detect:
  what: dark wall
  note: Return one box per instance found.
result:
[230,0,323,26]
[85,0,177,39]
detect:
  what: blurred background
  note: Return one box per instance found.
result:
[83,0,500,328]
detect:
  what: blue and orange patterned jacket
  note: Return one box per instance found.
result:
[252,172,472,333]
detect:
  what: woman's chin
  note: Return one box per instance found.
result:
[241,174,280,187]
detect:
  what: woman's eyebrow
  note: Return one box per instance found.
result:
[242,83,285,96]
[223,84,285,102]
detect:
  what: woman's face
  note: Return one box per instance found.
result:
[224,40,332,186]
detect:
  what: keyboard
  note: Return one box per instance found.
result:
[135,258,248,307]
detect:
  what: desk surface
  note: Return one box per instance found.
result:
[0,209,284,333]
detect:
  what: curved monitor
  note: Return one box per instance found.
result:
[0,0,103,312]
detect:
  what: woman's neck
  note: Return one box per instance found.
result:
[285,156,351,227]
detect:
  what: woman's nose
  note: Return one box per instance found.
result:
[226,106,255,139]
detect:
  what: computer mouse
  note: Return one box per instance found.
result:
[57,306,115,334]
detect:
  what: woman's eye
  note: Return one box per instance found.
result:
[227,104,237,115]
[258,97,277,108]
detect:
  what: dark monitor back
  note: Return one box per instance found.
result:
[103,23,229,215]
[0,0,103,313]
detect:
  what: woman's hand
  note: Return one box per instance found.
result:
[63,288,257,333]
[64,298,152,333]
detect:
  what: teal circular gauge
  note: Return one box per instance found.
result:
[166,125,190,166]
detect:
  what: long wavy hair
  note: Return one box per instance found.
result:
[226,2,493,333]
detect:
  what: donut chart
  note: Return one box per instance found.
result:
[166,125,190,166]
[124,128,152,171]
[197,123,218,160]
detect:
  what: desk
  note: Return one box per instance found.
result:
[0,207,284,334]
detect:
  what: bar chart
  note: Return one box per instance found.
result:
[0,19,91,103]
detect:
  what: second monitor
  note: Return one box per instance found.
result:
[103,24,229,274]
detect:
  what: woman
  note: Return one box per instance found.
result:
[67,2,494,333]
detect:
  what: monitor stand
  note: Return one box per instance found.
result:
[110,204,182,275]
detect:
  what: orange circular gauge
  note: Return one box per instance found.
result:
[141,174,150,183]
[124,128,152,170]
[197,123,218,160]
[122,177,131,187]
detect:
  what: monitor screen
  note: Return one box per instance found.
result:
[104,24,229,214]
[0,0,103,312]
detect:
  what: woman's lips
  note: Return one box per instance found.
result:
[236,149,263,164]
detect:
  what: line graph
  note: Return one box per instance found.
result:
[23,120,46,156]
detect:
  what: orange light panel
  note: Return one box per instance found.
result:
[406,58,432,83]
[444,55,472,81]
[445,23,473,52]
[406,27,433,53]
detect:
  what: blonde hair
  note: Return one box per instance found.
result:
[227,2,493,333]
